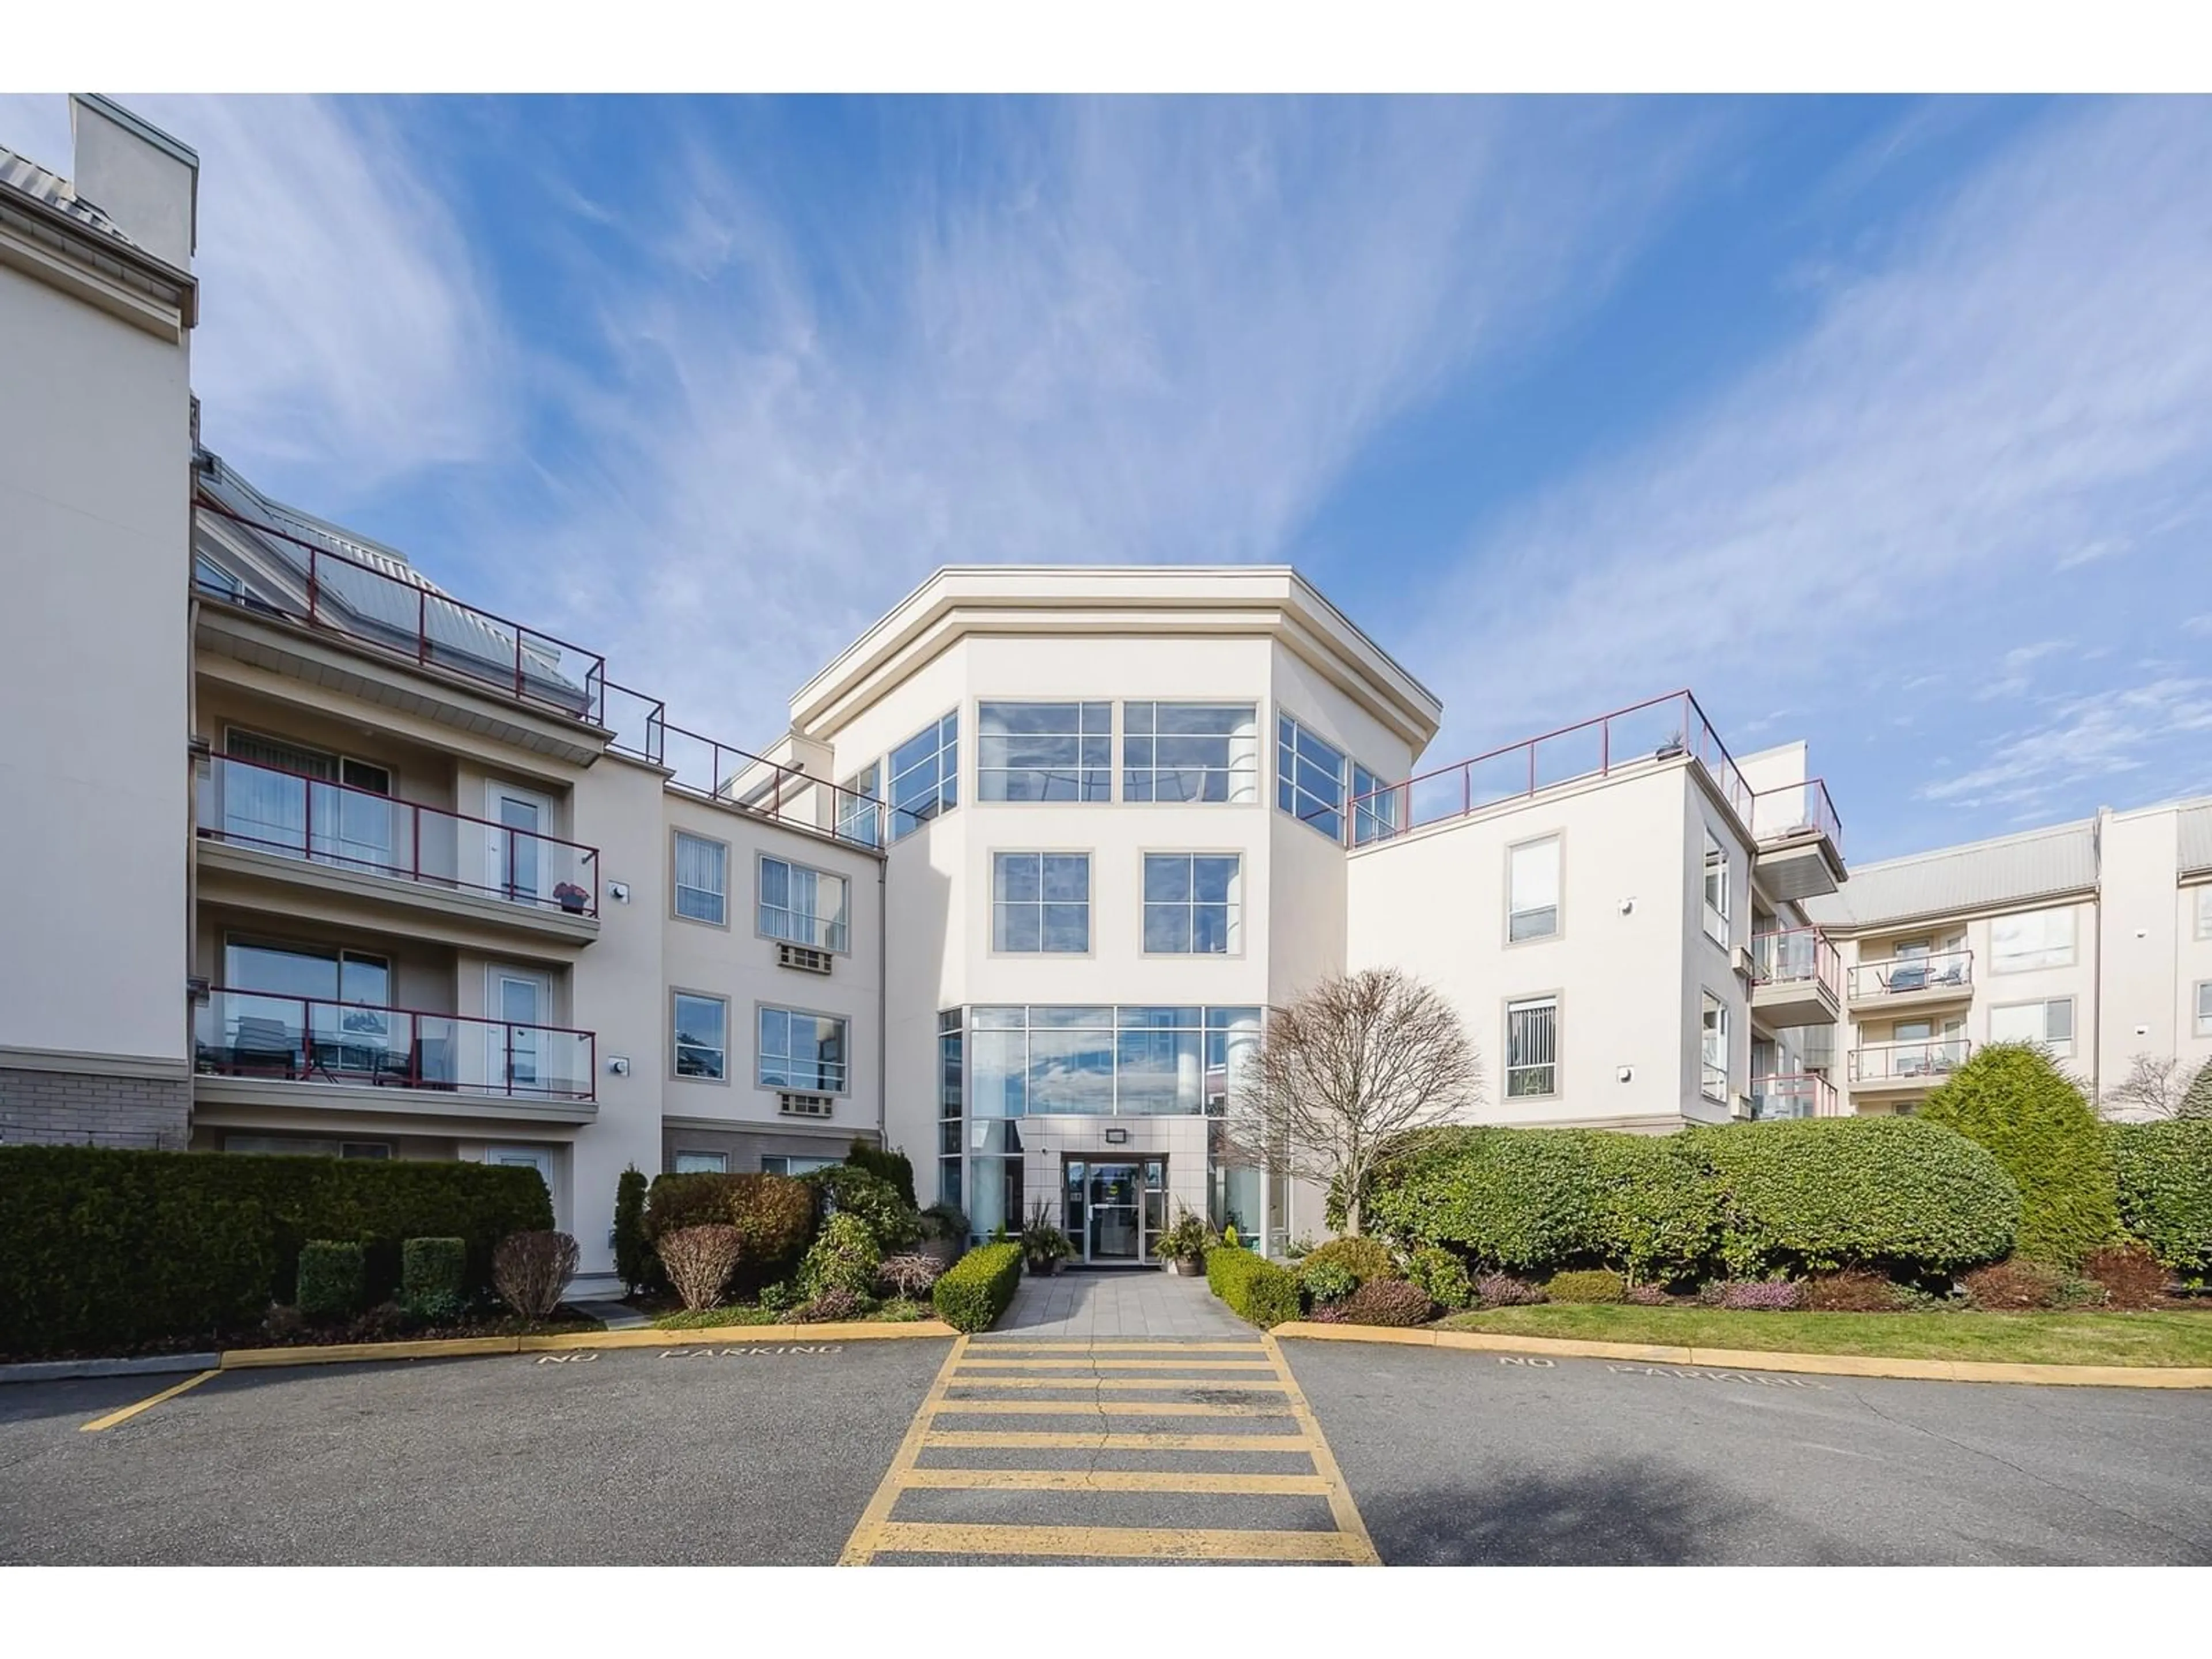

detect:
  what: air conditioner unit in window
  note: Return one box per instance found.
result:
[777,942,834,975]
[1733,945,1755,978]
[779,1092,834,1119]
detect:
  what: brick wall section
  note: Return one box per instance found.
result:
[0,1069,191,1150]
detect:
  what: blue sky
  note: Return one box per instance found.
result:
[6,93,2208,861]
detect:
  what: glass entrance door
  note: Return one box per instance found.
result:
[1089,1164,1139,1260]
[1068,1157,1168,1263]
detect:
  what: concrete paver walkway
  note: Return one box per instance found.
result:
[994,1268,1252,1339]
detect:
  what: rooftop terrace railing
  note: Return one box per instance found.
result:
[194,497,608,726]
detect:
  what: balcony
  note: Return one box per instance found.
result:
[195,753,599,944]
[1847,949,1974,1010]
[1748,1073,1842,1120]
[1748,926,1842,1028]
[1750,778,1845,900]
[192,988,596,1120]
[1849,1039,1972,1090]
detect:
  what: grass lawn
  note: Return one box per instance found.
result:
[1434,1304,2212,1368]
[652,1297,932,1331]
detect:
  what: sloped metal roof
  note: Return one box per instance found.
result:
[1804,819,2099,931]
[0,144,140,251]
[2181,804,2212,878]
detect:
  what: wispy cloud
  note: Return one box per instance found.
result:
[1973,639,2071,702]
[483,99,1709,741]
[1408,98,2212,778]
[1919,676,2212,811]
[0,93,506,503]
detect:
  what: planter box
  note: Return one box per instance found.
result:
[1164,1257,1204,1277]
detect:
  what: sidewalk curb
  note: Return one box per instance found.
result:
[1270,1322,2212,1389]
[214,1320,959,1370]
[0,1353,222,1387]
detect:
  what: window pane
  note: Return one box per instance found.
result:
[1041,855,1089,902]
[674,1152,727,1174]
[1510,839,1560,914]
[1192,856,1238,904]
[978,703,1109,801]
[1029,1028,1115,1113]
[994,853,1042,902]
[675,833,726,923]
[673,994,726,1080]
[1144,904,1191,953]
[1041,904,1089,952]
[995,904,1043,953]
[890,710,959,838]
[1144,855,1191,902]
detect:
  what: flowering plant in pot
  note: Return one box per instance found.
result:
[553,881,590,914]
[1018,1201,1073,1275]
[1152,1206,1214,1275]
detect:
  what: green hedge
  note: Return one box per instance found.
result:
[933,1242,1022,1331]
[297,1240,366,1320]
[643,1171,816,1261]
[0,1145,552,1358]
[1921,1043,2117,1267]
[844,1139,919,1209]
[803,1165,921,1252]
[1363,1118,2017,1282]
[1206,1246,1301,1328]
[2110,1118,2212,1279]
[400,1236,467,1316]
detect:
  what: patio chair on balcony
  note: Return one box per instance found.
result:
[1884,961,1929,994]
[230,1017,300,1079]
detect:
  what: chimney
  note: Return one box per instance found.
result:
[69,94,198,274]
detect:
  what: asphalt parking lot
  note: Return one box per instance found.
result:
[6,1334,2211,1565]
[1290,1342,2212,1565]
[0,1339,950,1566]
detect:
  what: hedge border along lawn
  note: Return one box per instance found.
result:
[2109,1117,2212,1280]
[933,1242,1023,1332]
[0,1145,552,1359]
[1921,1041,2118,1268]
[1206,1245,1301,1328]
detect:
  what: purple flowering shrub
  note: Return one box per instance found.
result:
[1474,1273,1547,1307]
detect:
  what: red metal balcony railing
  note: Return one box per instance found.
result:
[1749,1073,1841,1119]
[1849,1039,1972,1085]
[195,752,599,918]
[193,989,595,1100]
[1345,690,1755,847]
[604,682,888,853]
[1847,949,1974,1001]
[194,497,608,726]
[1749,926,1842,1003]
[1750,777,1844,857]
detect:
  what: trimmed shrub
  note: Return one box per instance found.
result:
[845,1140,919,1209]
[1543,1269,1626,1305]
[0,1146,551,1358]
[1474,1273,1546,1307]
[1687,1116,2018,1278]
[1339,1279,1435,1327]
[1800,1270,1908,1313]
[400,1236,468,1321]
[612,1167,650,1293]
[878,1253,945,1300]
[803,1165,921,1252]
[1921,1042,2116,1267]
[1299,1261,1358,1305]
[1206,1247,1302,1328]
[1296,1236,1399,1286]
[791,1287,863,1324]
[1406,1246,1473,1312]
[644,1172,816,1262]
[2109,1118,2212,1279]
[798,1213,881,1300]
[933,1243,1023,1332]
[296,1241,367,1321]
[2081,1243,2168,1310]
[493,1231,579,1323]
[659,1225,743,1311]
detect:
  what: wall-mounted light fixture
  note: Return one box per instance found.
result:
[607,1055,631,1076]
[609,881,631,904]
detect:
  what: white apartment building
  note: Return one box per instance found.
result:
[1804,799,2212,1115]
[1,99,1865,1290]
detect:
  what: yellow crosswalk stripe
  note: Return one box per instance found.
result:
[956,1357,1277,1370]
[1265,1331,1381,1565]
[968,1342,1264,1353]
[897,1468,1335,1495]
[925,1399,1294,1418]
[923,1429,1314,1451]
[942,1375,1290,1391]
[870,1521,1369,1562]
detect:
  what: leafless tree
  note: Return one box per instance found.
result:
[656,1224,742,1311]
[1225,968,1481,1236]
[493,1230,581,1324]
[2104,1054,2212,1120]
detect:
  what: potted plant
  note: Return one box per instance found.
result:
[553,881,591,914]
[1019,1202,1073,1276]
[1153,1206,1214,1275]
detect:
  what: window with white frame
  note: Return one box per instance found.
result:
[992,853,1091,953]
[762,1153,842,1176]
[1988,997,2076,1058]
[837,761,882,849]
[224,1134,391,1160]
[1122,702,1259,804]
[1509,837,1561,942]
[1350,762,1398,846]
[2195,887,2212,941]
[673,992,728,1080]
[758,856,850,952]
[673,1150,728,1174]
[760,1006,849,1093]
[1277,713,1347,839]
[673,832,728,925]
[2195,979,2212,1037]
[1142,854,1243,955]
[979,702,1111,802]
[1991,906,2076,973]
[1701,829,1730,945]
[889,711,959,839]
[1505,996,1558,1097]
[1700,994,1729,1100]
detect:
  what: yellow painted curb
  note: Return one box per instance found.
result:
[218,1320,957,1370]
[1270,1322,2212,1389]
